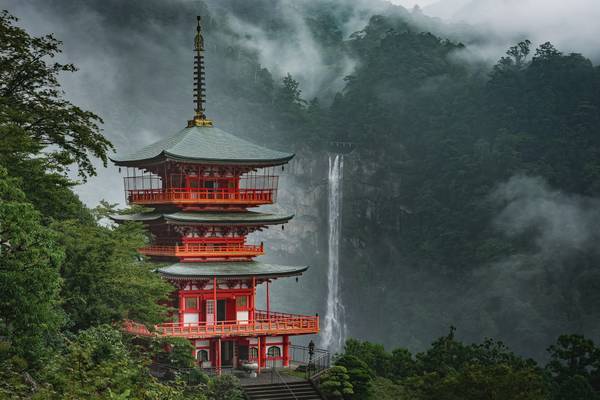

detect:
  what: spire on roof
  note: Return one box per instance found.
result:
[188,16,213,127]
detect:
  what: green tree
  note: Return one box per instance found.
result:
[0,10,112,180]
[320,365,354,400]
[39,325,206,400]
[369,377,409,400]
[343,339,391,377]
[390,348,416,380]
[335,355,374,399]
[547,335,600,393]
[0,10,112,223]
[0,167,64,366]
[52,220,173,331]
[276,73,306,110]
[553,375,597,400]
[207,374,244,400]
[419,363,547,400]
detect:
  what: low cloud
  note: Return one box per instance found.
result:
[491,175,600,258]
[425,0,600,62]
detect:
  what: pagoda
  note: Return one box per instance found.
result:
[111,16,318,373]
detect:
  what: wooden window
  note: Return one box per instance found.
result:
[197,349,209,362]
[236,296,248,308]
[206,300,215,325]
[249,347,258,360]
[267,346,281,357]
[185,297,198,310]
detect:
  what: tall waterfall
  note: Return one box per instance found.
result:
[322,154,346,353]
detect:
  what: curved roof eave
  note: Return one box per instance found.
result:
[111,151,295,168]
[110,126,295,168]
[110,211,294,225]
[156,262,309,279]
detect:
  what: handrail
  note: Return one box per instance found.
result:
[126,187,276,205]
[270,366,299,400]
[287,344,331,380]
[122,311,319,338]
[138,243,264,257]
[307,351,331,380]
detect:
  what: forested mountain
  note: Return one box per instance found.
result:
[2,0,600,398]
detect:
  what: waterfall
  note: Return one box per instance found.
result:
[322,154,346,353]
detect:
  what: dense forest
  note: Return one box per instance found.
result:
[2,0,600,398]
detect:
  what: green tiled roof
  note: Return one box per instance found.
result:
[111,126,294,166]
[110,211,293,225]
[157,261,308,279]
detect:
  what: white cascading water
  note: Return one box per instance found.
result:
[322,154,346,353]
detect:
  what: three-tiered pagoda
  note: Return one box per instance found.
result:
[111,16,318,373]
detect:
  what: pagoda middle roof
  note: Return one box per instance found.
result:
[157,261,308,279]
[110,211,294,225]
[111,125,294,167]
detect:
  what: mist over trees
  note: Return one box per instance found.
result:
[2,0,600,398]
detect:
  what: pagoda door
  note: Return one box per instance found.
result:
[217,299,227,321]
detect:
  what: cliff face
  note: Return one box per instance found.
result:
[255,147,330,323]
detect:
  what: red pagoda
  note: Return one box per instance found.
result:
[111,16,318,373]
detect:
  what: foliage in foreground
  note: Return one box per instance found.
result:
[322,331,600,400]
[0,325,247,400]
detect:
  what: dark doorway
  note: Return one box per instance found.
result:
[238,344,249,362]
[217,299,226,321]
[221,341,234,367]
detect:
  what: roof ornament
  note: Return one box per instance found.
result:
[188,15,213,128]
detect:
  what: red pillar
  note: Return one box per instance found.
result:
[261,336,267,369]
[251,277,256,321]
[283,335,290,367]
[213,276,217,324]
[178,290,184,326]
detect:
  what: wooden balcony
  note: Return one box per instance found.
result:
[122,310,319,339]
[127,188,275,206]
[138,243,264,260]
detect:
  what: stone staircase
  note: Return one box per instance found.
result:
[243,381,323,400]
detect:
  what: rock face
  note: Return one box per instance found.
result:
[260,143,420,350]
[255,147,330,332]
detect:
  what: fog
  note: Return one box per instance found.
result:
[3,0,600,356]
[424,0,600,62]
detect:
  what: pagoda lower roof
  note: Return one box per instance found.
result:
[110,126,294,167]
[110,211,294,226]
[157,261,308,279]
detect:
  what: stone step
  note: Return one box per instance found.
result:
[243,381,322,400]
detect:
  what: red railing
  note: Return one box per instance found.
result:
[122,310,319,339]
[138,243,264,259]
[127,188,275,206]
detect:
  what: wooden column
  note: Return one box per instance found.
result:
[283,335,290,367]
[213,276,217,323]
[251,277,256,321]
[178,289,185,326]
[261,336,267,369]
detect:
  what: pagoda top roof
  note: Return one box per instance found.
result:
[157,261,308,279]
[111,126,294,167]
[110,211,293,226]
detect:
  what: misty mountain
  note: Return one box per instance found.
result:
[3,0,600,362]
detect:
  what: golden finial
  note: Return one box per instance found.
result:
[188,15,213,128]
